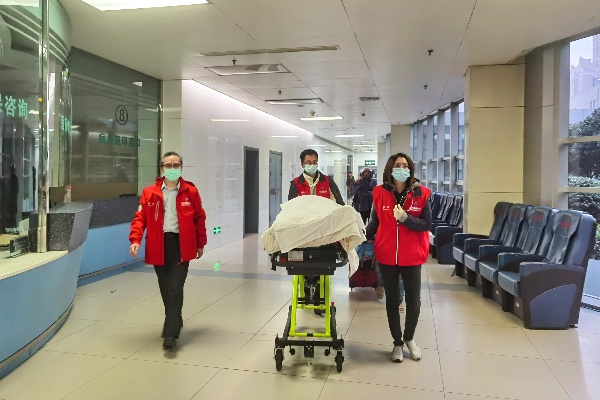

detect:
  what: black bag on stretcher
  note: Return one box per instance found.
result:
[349,242,378,290]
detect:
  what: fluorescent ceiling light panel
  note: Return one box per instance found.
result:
[206,64,289,76]
[0,1,38,5]
[329,150,343,153]
[81,0,207,10]
[200,46,339,57]
[335,134,364,137]
[267,98,324,105]
[210,119,249,122]
[272,135,298,138]
[300,116,343,121]
[307,144,326,147]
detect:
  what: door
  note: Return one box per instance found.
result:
[244,147,259,235]
[269,151,283,226]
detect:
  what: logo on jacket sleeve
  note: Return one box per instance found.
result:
[383,205,391,211]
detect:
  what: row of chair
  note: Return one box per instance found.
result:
[428,192,463,264]
[452,202,597,329]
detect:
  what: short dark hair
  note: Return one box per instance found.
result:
[161,151,183,167]
[300,149,318,163]
[383,152,415,187]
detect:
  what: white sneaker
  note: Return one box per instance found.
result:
[405,340,422,361]
[375,286,385,299]
[391,345,404,363]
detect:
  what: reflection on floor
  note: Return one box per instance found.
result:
[2,235,600,400]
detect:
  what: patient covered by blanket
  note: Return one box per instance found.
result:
[262,195,366,258]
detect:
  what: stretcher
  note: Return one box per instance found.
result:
[270,243,348,372]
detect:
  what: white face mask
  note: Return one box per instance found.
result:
[392,168,410,182]
[304,165,318,175]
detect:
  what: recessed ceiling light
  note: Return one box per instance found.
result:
[267,98,324,105]
[271,135,298,138]
[81,0,208,11]
[335,134,364,138]
[300,116,343,121]
[329,150,343,153]
[210,119,250,122]
[206,64,289,76]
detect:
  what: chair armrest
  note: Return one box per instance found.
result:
[453,233,488,248]
[464,238,502,254]
[479,245,522,262]
[520,262,585,279]
[497,253,544,272]
[434,226,463,247]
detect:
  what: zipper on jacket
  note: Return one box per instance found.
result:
[396,221,400,265]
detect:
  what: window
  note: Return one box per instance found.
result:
[411,124,417,160]
[568,35,600,305]
[458,102,465,156]
[70,48,160,200]
[444,109,451,157]
[432,116,438,158]
[443,160,450,181]
[568,35,600,262]
[421,120,427,160]
[456,159,464,181]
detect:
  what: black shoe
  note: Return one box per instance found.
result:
[163,337,177,349]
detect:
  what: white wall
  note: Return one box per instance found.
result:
[163,80,373,251]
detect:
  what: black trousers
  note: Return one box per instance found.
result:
[360,210,371,224]
[154,233,189,339]
[378,263,422,347]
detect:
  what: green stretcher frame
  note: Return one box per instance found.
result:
[270,244,347,372]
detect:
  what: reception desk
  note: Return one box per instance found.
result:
[0,199,147,379]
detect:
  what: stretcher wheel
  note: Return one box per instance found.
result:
[324,349,331,356]
[275,349,283,371]
[289,347,296,355]
[335,352,344,372]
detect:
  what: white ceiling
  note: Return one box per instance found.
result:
[60,0,600,145]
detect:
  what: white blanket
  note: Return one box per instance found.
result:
[261,195,366,255]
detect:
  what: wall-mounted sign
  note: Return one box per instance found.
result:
[60,115,72,133]
[334,159,346,166]
[213,226,222,234]
[99,133,141,147]
[365,160,376,166]
[0,95,29,119]
[115,105,128,125]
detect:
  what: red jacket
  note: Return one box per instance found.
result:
[129,177,207,266]
[372,183,431,266]
[293,176,331,199]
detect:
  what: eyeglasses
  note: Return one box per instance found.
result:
[304,161,318,166]
[393,163,409,169]
[162,163,182,169]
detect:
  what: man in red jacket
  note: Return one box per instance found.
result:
[129,151,207,349]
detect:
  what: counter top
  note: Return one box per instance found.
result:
[0,251,68,280]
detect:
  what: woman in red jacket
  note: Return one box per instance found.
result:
[366,153,431,363]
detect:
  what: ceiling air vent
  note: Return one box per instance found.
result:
[359,97,380,101]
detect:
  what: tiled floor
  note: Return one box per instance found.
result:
[2,235,600,400]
